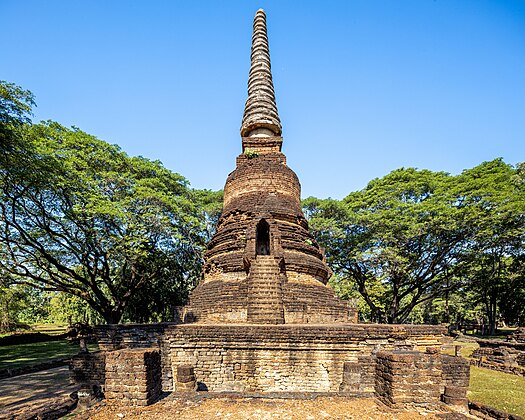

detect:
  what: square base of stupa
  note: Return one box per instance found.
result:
[93,322,451,394]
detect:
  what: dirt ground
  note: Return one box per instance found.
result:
[73,395,467,420]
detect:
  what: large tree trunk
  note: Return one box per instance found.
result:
[489,295,497,336]
[444,286,450,324]
[101,307,124,325]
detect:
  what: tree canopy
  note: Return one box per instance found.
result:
[0,82,208,324]
[304,161,525,326]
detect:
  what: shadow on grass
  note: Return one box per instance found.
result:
[0,341,97,370]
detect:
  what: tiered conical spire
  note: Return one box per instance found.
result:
[240,9,282,137]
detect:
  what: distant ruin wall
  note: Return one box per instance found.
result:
[471,338,525,376]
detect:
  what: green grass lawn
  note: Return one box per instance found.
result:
[0,340,97,370]
[444,339,525,417]
[0,323,68,338]
[469,366,525,418]
[31,323,69,335]
[442,340,479,358]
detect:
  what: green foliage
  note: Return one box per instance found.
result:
[0,80,36,175]
[47,292,103,325]
[0,119,207,324]
[193,189,223,241]
[0,266,52,331]
[0,284,30,332]
[405,292,478,325]
[0,80,35,126]
[244,148,259,159]
[305,169,468,323]
[304,161,525,326]
[456,159,525,332]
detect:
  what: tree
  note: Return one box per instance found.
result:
[305,168,472,323]
[194,189,224,242]
[0,120,206,324]
[458,160,525,333]
[0,80,35,160]
[0,280,30,332]
[47,291,104,325]
[306,160,525,327]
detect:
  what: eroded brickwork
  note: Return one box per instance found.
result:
[184,10,355,325]
[70,351,106,387]
[509,327,525,343]
[375,350,443,407]
[471,339,525,376]
[169,324,447,393]
[95,323,173,391]
[104,348,161,406]
[472,336,525,376]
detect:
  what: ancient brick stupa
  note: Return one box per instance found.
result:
[185,9,355,325]
[84,10,466,404]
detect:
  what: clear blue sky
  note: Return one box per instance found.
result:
[3,0,524,199]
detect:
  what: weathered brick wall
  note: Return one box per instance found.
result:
[223,153,301,212]
[508,327,525,343]
[339,355,376,395]
[95,323,173,391]
[169,324,447,393]
[358,355,377,393]
[440,354,469,406]
[442,354,470,387]
[70,351,106,387]
[105,348,161,406]
[471,339,525,376]
[375,350,442,407]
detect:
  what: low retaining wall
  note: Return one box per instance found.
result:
[469,400,523,420]
[168,324,447,393]
[472,339,525,376]
[0,358,68,379]
[90,323,447,394]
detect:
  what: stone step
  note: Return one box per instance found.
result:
[250,289,281,297]
[247,256,284,324]
[249,290,281,294]
[250,269,279,274]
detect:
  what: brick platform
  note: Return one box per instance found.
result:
[104,348,161,406]
[375,350,442,406]
[169,324,447,393]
